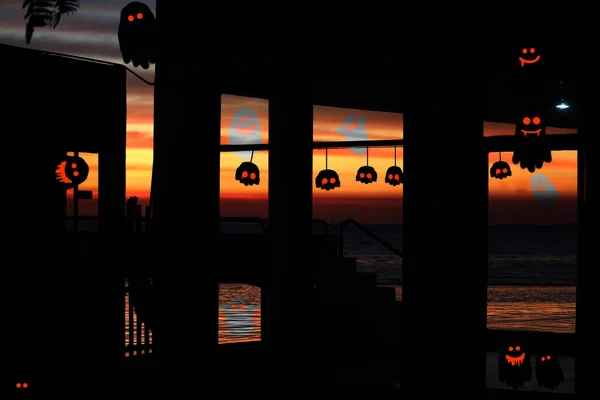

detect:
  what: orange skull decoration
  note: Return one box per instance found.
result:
[235,161,260,186]
[498,344,532,389]
[316,169,341,191]
[356,165,377,184]
[55,155,89,189]
[490,161,512,180]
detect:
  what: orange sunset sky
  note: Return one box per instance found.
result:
[0,1,578,225]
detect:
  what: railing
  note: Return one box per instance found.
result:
[124,281,152,357]
[337,219,403,258]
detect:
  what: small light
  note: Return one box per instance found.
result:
[556,102,569,110]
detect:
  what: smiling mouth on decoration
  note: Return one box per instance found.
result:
[506,353,525,366]
[519,55,540,66]
[536,182,548,191]
[55,161,72,184]
[235,124,256,135]
[521,129,541,135]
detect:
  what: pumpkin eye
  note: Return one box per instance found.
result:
[532,116,541,125]
[329,177,336,184]
[242,171,248,178]
[508,346,514,351]
[522,117,531,125]
[321,178,328,185]
[502,168,507,173]
[516,346,520,351]
[250,172,256,180]
[394,174,399,180]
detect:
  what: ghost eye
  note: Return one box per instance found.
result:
[241,171,248,178]
[329,177,336,184]
[246,117,250,121]
[352,121,357,128]
[495,169,501,174]
[508,346,514,351]
[547,355,551,360]
[532,116,541,125]
[516,346,521,351]
[530,48,535,53]
[137,12,143,19]
[359,173,365,178]
[71,163,77,168]
[502,168,507,173]
[127,15,134,21]
[522,48,528,54]
[388,174,393,179]
[523,117,531,125]
[250,172,256,180]
[541,356,545,361]
[366,173,372,179]
[321,178,328,185]
[394,174,399,180]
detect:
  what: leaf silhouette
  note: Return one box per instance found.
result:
[22,0,80,44]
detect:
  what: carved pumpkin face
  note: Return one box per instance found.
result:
[519,47,540,66]
[235,161,260,186]
[55,155,89,189]
[385,166,403,186]
[505,345,526,367]
[315,169,340,191]
[490,161,512,179]
[356,165,377,184]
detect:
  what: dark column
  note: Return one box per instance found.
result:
[575,76,594,397]
[401,41,487,392]
[267,78,313,379]
[151,0,220,373]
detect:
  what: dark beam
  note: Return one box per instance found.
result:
[219,133,578,152]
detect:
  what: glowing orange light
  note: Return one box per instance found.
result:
[137,12,143,19]
[128,15,134,21]
[520,116,542,135]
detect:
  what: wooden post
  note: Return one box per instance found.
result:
[401,35,487,393]
[267,77,313,378]
[151,0,220,368]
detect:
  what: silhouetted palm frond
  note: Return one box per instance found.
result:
[52,0,80,28]
[22,0,80,44]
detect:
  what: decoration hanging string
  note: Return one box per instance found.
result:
[325,148,328,169]
[250,150,255,163]
[498,151,502,162]
[366,147,369,166]
[394,145,397,166]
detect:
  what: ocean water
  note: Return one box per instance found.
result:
[213,224,577,344]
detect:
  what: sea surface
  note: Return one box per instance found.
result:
[125,224,576,392]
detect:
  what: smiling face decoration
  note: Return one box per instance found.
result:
[228,107,262,161]
[498,344,532,389]
[55,156,89,189]
[315,169,341,191]
[519,47,540,66]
